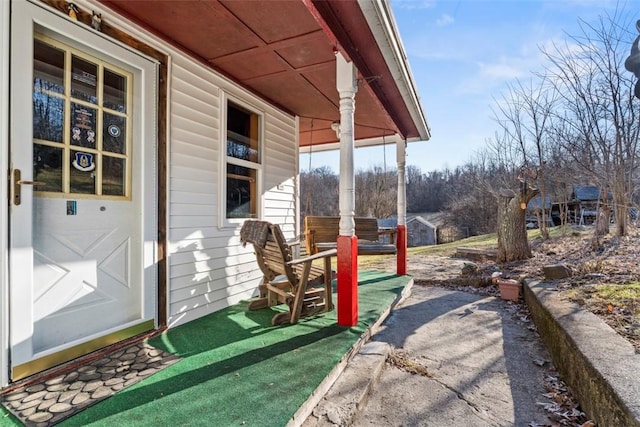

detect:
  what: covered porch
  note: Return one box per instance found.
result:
[1,272,412,425]
[0,0,429,389]
[94,0,431,327]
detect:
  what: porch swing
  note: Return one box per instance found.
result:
[303,124,397,256]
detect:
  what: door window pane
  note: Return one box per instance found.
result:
[33,94,63,143]
[103,69,127,113]
[102,156,126,196]
[34,145,63,192]
[103,113,126,154]
[34,40,64,94]
[33,35,132,199]
[71,55,97,103]
[70,150,97,194]
[70,103,97,149]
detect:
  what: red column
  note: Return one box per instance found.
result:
[337,235,358,327]
[396,225,407,275]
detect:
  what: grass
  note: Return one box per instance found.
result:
[565,282,640,314]
[355,226,568,268]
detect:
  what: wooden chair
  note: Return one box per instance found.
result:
[240,220,337,325]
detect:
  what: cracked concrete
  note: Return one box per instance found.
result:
[304,286,558,427]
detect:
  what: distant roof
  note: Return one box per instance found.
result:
[527,195,551,210]
[377,218,397,228]
[407,216,437,229]
[572,186,611,201]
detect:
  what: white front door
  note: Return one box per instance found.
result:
[9,0,158,380]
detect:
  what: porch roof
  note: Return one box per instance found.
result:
[99,0,430,150]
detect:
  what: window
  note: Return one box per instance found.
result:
[32,35,131,199]
[224,100,262,220]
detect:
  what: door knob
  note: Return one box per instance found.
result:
[13,169,45,206]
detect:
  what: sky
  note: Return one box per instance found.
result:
[301,0,640,174]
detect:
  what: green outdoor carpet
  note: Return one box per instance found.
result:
[0,271,409,427]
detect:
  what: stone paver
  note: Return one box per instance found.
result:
[0,342,179,426]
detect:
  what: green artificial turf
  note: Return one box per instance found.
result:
[0,410,20,426]
[53,271,408,427]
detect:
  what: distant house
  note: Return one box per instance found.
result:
[406,216,438,247]
[526,196,554,228]
[569,186,612,225]
[377,218,398,245]
[527,195,552,212]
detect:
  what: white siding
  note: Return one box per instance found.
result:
[167,58,298,327]
[169,60,297,325]
[78,0,299,328]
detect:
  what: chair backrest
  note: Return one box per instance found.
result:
[241,220,298,287]
[304,216,381,241]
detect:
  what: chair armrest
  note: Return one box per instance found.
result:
[288,248,337,265]
[286,239,301,248]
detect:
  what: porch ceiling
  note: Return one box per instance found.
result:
[99,0,428,148]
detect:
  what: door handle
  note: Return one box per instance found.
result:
[13,169,45,206]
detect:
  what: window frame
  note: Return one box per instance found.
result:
[32,33,133,200]
[220,92,264,227]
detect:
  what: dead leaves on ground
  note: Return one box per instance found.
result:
[530,374,593,427]
[386,348,432,377]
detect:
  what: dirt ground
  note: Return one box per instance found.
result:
[367,226,640,353]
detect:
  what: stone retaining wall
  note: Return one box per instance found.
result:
[525,280,640,427]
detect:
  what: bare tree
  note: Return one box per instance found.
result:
[300,166,339,217]
[485,76,558,262]
[355,165,397,218]
[445,158,500,235]
[492,78,558,243]
[543,11,640,241]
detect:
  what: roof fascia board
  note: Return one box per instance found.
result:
[357,0,431,141]
[301,0,351,61]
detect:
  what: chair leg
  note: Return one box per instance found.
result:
[290,262,312,323]
[248,298,269,310]
[247,280,270,310]
[324,257,333,312]
[271,312,291,325]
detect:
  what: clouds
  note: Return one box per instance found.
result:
[436,13,454,27]
[393,0,436,10]
[386,0,638,172]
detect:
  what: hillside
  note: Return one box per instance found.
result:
[364,226,640,353]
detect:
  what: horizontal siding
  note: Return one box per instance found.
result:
[169,178,215,195]
[170,272,262,313]
[166,52,298,327]
[68,0,300,330]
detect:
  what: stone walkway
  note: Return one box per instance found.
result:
[1,342,179,426]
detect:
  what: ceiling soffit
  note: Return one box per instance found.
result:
[100,0,413,147]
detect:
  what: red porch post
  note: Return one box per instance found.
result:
[397,139,407,275]
[335,52,359,327]
[396,225,407,275]
[337,235,358,326]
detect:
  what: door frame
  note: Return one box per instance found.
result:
[1,0,10,388]
[1,0,169,387]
